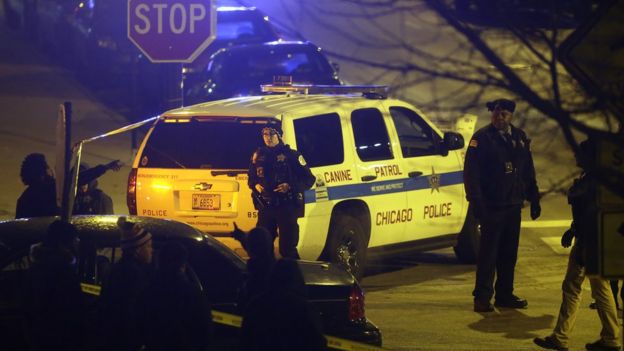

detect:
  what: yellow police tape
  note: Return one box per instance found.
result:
[80,283,102,296]
[80,283,385,351]
[211,310,242,328]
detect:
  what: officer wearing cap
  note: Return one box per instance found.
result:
[464,98,541,313]
[248,126,315,259]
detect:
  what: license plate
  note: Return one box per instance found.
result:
[192,194,221,210]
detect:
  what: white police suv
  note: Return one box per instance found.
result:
[127,84,478,278]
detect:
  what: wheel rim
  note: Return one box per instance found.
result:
[336,231,359,274]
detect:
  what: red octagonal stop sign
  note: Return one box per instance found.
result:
[128,0,216,63]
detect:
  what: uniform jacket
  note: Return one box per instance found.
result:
[248,143,316,217]
[464,124,539,207]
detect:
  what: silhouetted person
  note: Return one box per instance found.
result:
[241,258,327,351]
[73,163,116,215]
[232,224,276,308]
[16,153,122,218]
[534,139,621,351]
[16,153,58,218]
[25,220,84,351]
[98,217,153,351]
[139,242,213,351]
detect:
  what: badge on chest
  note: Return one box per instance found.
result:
[505,161,514,174]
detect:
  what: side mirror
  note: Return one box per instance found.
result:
[444,131,464,151]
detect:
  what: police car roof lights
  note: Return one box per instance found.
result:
[261,77,389,99]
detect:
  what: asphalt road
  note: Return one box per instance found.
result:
[363,218,623,351]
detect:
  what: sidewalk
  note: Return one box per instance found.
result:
[0,11,133,220]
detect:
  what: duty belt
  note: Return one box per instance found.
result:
[264,193,293,207]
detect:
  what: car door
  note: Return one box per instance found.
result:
[387,104,465,240]
[349,106,408,247]
[0,247,34,350]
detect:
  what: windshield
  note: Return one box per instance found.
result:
[139,118,279,169]
[216,19,276,42]
[211,46,338,94]
[214,9,278,43]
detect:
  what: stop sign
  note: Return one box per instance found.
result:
[128,0,216,63]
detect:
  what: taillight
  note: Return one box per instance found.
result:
[127,168,137,215]
[348,283,365,322]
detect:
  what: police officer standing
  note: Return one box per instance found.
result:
[464,98,541,312]
[248,126,315,259]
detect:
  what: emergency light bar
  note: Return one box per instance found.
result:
[261,76,388,98]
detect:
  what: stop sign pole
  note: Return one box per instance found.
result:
[128,0,216,63]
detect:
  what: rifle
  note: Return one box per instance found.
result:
[251,188,269,210]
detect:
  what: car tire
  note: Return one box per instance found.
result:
[453,204,480,264]
[323,214,368,281]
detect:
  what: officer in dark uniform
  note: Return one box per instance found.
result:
[248,126,316,259]
[464,98,541,312]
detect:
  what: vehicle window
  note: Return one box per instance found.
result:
[217,20,263,41]
[216,10,277,43]
[294,113,344,167]
[88,242,196,289]
[218,48,336,87]
[141,119,277,169]
[1,247,32,272]
[390,106,440,157]
[0,248,31,305]
[90,246,120,286]
[188,244,243,305]
[351,108,393,162]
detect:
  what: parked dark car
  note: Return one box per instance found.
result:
[51,3,281,116]
[61,3,279,79]
[184,41,342,105]
[185,6,281,71]
[0,215,382,349]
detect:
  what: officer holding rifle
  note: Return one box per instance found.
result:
[247,126,315,259]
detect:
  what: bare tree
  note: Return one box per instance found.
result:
[425,0,623,198]
[239,0,623,197]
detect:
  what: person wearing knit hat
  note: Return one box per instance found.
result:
[118,216,153,264]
